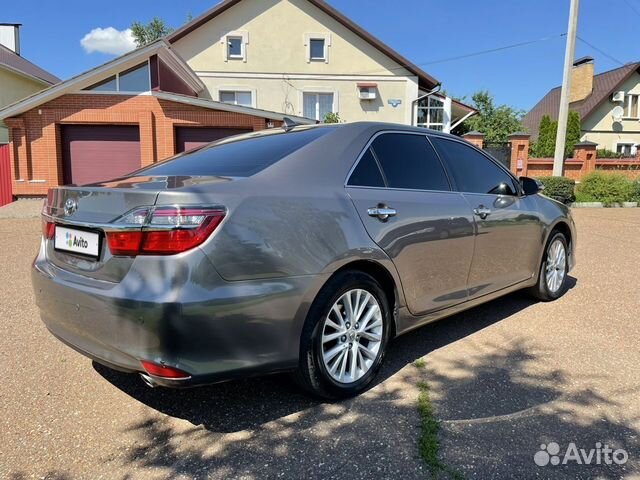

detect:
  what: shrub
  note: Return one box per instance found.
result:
[535,176,576,204]
[596,148,624,159]
[630,179,640,202]
[575,172,633,205]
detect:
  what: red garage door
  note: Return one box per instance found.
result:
[175,127,251,153]
[62,125,141,185]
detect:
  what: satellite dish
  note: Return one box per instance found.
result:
[612,105,624,122]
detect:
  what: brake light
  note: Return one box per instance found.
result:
[106,206,225,256]
[42,220,55,240]
[140,360,191,379]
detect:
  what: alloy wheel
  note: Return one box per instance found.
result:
[545,239,567,293]
[321,289,383,384]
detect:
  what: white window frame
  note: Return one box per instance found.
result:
[221,31,249,63]
[416,96,446,131]
[615,141,636,157]
[301,90,337,121]
[625,93,640,119]
[304,33,331,64]
[218,90,255,108]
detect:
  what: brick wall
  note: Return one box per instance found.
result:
[7,94,279,197]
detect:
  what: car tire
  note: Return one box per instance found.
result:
[295,270,392,399]
[529,231,569,302]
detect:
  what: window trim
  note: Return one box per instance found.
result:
[219,90,254,107]
[345,130,454,193]
[304,33,331,64]
[222,31,249,62]
[428,135,523,197]
[302,90,336,121]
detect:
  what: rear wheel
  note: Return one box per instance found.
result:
[530,232,569,301]
[296,271,391,399]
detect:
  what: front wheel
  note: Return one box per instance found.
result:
[295,271,391,399]
[530,232,569,301]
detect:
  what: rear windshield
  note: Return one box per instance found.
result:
[137,127,333,178]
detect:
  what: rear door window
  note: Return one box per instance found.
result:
[348,148,386,187]
[431,137,519,195]
[138,127,334,177]
[370,133,450,191]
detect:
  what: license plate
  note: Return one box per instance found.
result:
[54,226,100,258]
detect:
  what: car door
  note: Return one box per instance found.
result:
[345,131,475,315]
[430,136,544,298]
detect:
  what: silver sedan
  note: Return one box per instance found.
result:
[33,122,576,398]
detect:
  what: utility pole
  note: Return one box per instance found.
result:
[553,0,580,177]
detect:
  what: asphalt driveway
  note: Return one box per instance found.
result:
[1,208,639,479]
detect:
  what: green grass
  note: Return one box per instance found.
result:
[417,381,463,480]
[414,358,426,369]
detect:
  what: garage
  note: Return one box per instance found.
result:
[61,125,141,185]
[175,127,252,153]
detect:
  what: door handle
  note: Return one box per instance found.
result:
[367,206,397,221]
[473,206,492,219]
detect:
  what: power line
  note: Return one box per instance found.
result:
[621,0,640,18]
[576,36,626,66]
[351,33,566,77]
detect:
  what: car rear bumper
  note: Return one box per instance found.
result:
[32,244,326,387]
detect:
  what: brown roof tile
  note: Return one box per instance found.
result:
[522,63,640,139]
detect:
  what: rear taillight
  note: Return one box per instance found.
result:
[42,220,55,240]
[140,360,191,379]
[106,206,225,256]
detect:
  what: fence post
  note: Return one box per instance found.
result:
[573,140,597,176]
[507,132,530,177]
[462,131,485,150]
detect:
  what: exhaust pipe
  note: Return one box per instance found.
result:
[140,373,158,388]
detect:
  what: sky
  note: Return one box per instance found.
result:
[2,0,639,111]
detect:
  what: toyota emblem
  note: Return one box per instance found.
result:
[64,198,78,216]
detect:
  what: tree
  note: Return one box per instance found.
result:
[459,90,524,143]
[323,112,341,123]
[530,112,581,158]
[131,17,174,47]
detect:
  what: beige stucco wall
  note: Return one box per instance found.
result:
[172,0,420,123]
[581,72,640,150]
[0,68,49,143]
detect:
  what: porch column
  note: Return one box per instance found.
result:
[442,96,452,133]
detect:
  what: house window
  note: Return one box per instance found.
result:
[303,92,334,121]
[220,91,252,107]
[227,37,243,59]
[84,62,150,93]
[417,96,445,131]
[616,142,635,157]
[309,39,326,60]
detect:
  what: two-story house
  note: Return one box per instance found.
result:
[0,0,475,199]
[523,56,640,156]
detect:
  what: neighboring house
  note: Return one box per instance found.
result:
[166,0,475,129]
[0,24,59,143]
[523,56,640,156]
[0,0,475,199]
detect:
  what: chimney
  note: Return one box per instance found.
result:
[0,23,21,55]
[570,56,594,103]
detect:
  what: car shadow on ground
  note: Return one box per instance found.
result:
[94,278,577,434]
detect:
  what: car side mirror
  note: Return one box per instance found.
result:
[520,176,544,196]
